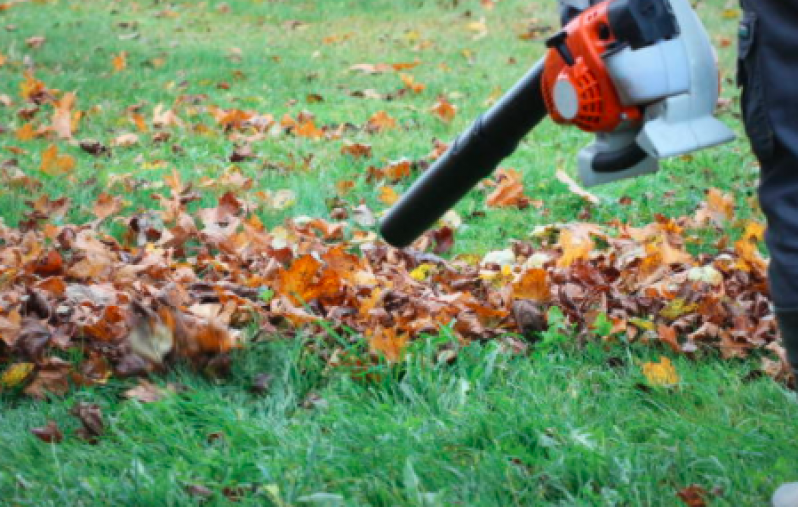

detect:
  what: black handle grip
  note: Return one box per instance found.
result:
[380,58,548,248]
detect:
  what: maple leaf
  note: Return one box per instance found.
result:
[366,111,397,133]
[39,144,76,176]
[369,327,409,363]
[694,187,734,226]
[556,227,594,268]
[486,169,533,208]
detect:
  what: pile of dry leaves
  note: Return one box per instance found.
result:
[0,172,788,398]
[0,71,789,398]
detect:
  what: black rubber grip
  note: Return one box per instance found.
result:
[591,142,648,173]
[379,59,548,248]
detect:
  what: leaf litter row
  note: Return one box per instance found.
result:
[0,64,788,410]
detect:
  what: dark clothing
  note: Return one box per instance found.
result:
[739,0,798,376]
[739,0,798,311]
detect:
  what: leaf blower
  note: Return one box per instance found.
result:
[379,0,734,248]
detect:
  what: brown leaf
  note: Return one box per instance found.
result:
[124,380,167,403]
[26,36,46,49]
[79,138,110,156]
[512,300,546,340]
[31,420,64,444]
[341,141,372,158]
[70,402,105,443]
[677,484,708,507]
[93,192,123,220]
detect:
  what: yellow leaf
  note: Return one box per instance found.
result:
[410,263,435,281]
[378,186,399,205]
[642,356,679,387]
[1,363,34,388]
[112,51,127,72]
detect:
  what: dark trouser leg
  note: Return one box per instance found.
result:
[739,0,798,378]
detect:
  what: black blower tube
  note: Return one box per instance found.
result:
[380,58,548,248]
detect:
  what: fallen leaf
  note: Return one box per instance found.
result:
[1,362,34,388]
[677,484,708,507]
[31,420,64,444]
[378,186,398,205]
[124,380,166,403]
[642,356,679,387]
[113,133,140,147]
[430,96,457,122]
[556,169,599,204]
[112,51,127,72]
[70,402,105,443]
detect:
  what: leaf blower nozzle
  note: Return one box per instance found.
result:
[379,59,547,248]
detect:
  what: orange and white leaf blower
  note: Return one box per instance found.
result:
[380,0,734,248]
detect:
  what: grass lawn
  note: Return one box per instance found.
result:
[1,0,796,505]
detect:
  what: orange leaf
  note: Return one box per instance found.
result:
[430,96,457,122]
[16,123,35,141]
[112,51,127,72]
[399,73,426,93]
[487,169,527,208]
[39,144,75,176]
[378,186,399,205]
[694,187,734,226]
[641,356,679,386]
[370,327,409,362]
[556,228,594,268]
[366,111,397,133]
[512,268,551,302]
[295,120,324,139]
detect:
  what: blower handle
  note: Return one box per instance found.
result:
[380,58,548,248]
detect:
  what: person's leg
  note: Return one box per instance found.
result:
[738,1,798,504]
[739,0,798,378]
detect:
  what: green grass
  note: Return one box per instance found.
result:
[1,0,794,505]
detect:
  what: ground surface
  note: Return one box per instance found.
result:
[1,0,796,505]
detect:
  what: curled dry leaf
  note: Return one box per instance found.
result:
[70,402,105,443]
[113,133,140,147]
[124,380,166,403]
[31,420,64,444]
[555,169,600,205]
